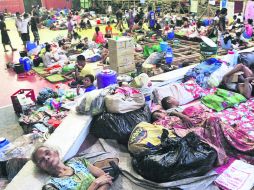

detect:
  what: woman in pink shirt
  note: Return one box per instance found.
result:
[93,26,106,44]
[243,19,253,39]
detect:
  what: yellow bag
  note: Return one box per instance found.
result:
[128,122,176,155]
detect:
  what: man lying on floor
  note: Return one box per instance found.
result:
[222,63,254,99]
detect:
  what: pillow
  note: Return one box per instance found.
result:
[181,79,205,99]
[153,82,194,105]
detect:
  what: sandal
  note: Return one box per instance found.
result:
[12,48,17,52]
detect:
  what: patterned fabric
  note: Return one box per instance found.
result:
[215,98,254,154]
[181,79,206,99]
[201,89,246,112]
[184,58,222,88]
[153,106,228,165]
[44,158,95,190]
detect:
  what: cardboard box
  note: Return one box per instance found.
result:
[110,63,136,74]
[110,54,134,67]
[109,48,134,57]
[108,37,134,50]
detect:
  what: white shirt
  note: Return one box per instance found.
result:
[20,18,31,34]
[15,18,22,31]
[43,52,53,67]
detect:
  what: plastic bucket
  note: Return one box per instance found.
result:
[167,31,175,40]
[200,42,217,60]
[160,42,168,52]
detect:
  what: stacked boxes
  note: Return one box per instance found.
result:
[108,37,135,74]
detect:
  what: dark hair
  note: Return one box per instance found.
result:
[248,19,253,25]
[0,15,3,21]
[223,33,232,45]
[16,12,20,16]
[197,21,203,29]
[84,74,95,83]
[107,21,110,25]
[77,54,85,61]
[67,16,72,20]
[148,6,152,12]
[151,110,161,122]
[95,26,100,35]
[215,9,220,16]
[24,13,28,18]
[233,15,237,20]
[220,8,227,15]
[161,96,172,110]
[45,44,51,52]
[236,18,241,23]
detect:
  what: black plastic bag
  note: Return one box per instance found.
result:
[90,106,151,144]
[132,130,217,183]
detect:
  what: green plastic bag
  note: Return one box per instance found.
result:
[143,45,154,58]
[152,45,162,52]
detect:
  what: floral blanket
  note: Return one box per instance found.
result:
[215,98,254,154]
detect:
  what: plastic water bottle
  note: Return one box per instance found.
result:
[165,47,173,64]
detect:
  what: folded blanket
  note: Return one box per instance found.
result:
[201,89,246,112]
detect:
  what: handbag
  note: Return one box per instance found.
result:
[93,158,120,181]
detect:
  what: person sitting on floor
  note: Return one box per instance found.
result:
[220,32,233,50]
[100,43,109,64]
[32,146,113,190]
[93,26,106,44]
[222,63,254,99]
[163,21,170,35]
[77,74,96,95]
[69,54,95,88]
[80,18,87,30]
[242,19,253,39]
[42,44,68,68]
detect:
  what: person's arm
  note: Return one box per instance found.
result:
[223,64,244,83]
[170,111,193,128]
[87,163,112,190]
[243,77,254,99]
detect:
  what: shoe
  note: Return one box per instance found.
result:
[4,50,8,52]
[12,48,17,51]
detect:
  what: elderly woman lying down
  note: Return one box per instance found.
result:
[32,146,114,190]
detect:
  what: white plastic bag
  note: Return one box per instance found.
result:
[215,160,254,190]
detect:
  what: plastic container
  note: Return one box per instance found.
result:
[0,138,10,149]
[165,47,173,64]
[167,31,175,40]
[96,19,101,24]
[26,42,37,52]
[203,19,210,27]
[200,42,218,60]
[20,57,32,72]
[227,50,238,66]
[145,95,152,109]
[97,69,117,89]
[160,41,168,52]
